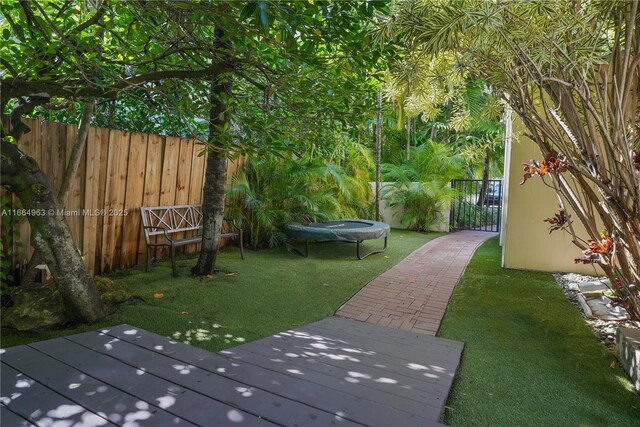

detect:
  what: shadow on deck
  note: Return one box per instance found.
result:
[1,317,463,426]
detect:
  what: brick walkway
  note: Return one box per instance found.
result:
[336,231,496,336]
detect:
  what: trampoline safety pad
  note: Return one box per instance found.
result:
[286,219,390,260]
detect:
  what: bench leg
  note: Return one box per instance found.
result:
[171,245,177,277]
[146,246,152,272]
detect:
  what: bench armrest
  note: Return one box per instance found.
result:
[142,225,174,242]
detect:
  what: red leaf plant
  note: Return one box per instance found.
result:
[543,205,572,234]
[574,230,614,265]
[521,151,568,184]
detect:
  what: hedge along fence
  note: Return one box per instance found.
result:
[1,118,243,276]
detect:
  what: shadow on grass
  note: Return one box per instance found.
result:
[1,230,442,352]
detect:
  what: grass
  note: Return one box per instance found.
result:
[439,237,640,427]
[1,230,441,350]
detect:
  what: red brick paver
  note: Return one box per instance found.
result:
[336,230,496,335]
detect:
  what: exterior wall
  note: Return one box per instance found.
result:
[375,182,405,229]
[502,116,602,274]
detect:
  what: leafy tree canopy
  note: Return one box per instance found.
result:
[2,0,391,154]
[373,0,640,317]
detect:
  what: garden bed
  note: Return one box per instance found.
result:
[554,273,640,391]
[554,273,639,350]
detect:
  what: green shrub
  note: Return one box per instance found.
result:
[227,139,373,249]
[450,201,499,229]
[382,142,463,231]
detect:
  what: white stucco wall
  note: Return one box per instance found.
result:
[501,115,603,274]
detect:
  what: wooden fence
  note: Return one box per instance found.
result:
[2,118,243,275]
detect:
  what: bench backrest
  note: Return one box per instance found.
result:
[141,204,203,242]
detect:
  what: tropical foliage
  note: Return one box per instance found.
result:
[375,0,640,319]
[377,67,505,228]
[227,138,374,249]
[382,142,463,231]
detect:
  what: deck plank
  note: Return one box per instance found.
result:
[221,342,441,418]
[1,403,36,427]
[312,316,464,351]
[223,336,450,399]
[66,330,357,427]
[29,338,270,427]
[2,344,193,426]
[1,363,116,427]
[232,329,454,393]
[102,324,433,427]
[221,317,462,423]
[293,321,461,383]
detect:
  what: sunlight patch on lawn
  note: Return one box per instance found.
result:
[171,321,246,346]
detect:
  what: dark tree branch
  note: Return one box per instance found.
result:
[7,96,50,141]
[1,62,236,100]
[1,59,18,77]
[4,13,26,43]
[74,0,106,33]
[19,0,43,33]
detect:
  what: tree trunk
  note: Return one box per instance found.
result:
[405,117,411,161]
[476,149,490,206]
[192,152,228,276]
[375,89,382,221]
[1,141,107,322]
[430,124,438,141]
[192,26,233,276]
[20,99,96,286]
[59,99,96,203]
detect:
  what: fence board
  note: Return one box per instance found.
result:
[138,134,164,264]
[95,127,111,273]
[189,144,207,205]
[173,138,195,252]
[41,122,56,192]
[53,122,67,194]
[4,118,239,276]
[176,138,194,203]
[101,130,131,273]
[156,136,181,259]
[185,144,207,254]
[120,132,149,268]
[64,124,84,248]
[160,136,180,206]
[82,127,102,275]
[31,119,42,171]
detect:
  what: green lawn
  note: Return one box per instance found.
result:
[1,230,441,349]
[439,237,640,427]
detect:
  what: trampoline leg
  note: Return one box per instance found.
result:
[289,239,309,257]
[356,236,388,260]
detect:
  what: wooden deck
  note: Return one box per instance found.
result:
[1,317,463,426]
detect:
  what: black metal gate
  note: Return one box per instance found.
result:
[449,179,503,232]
